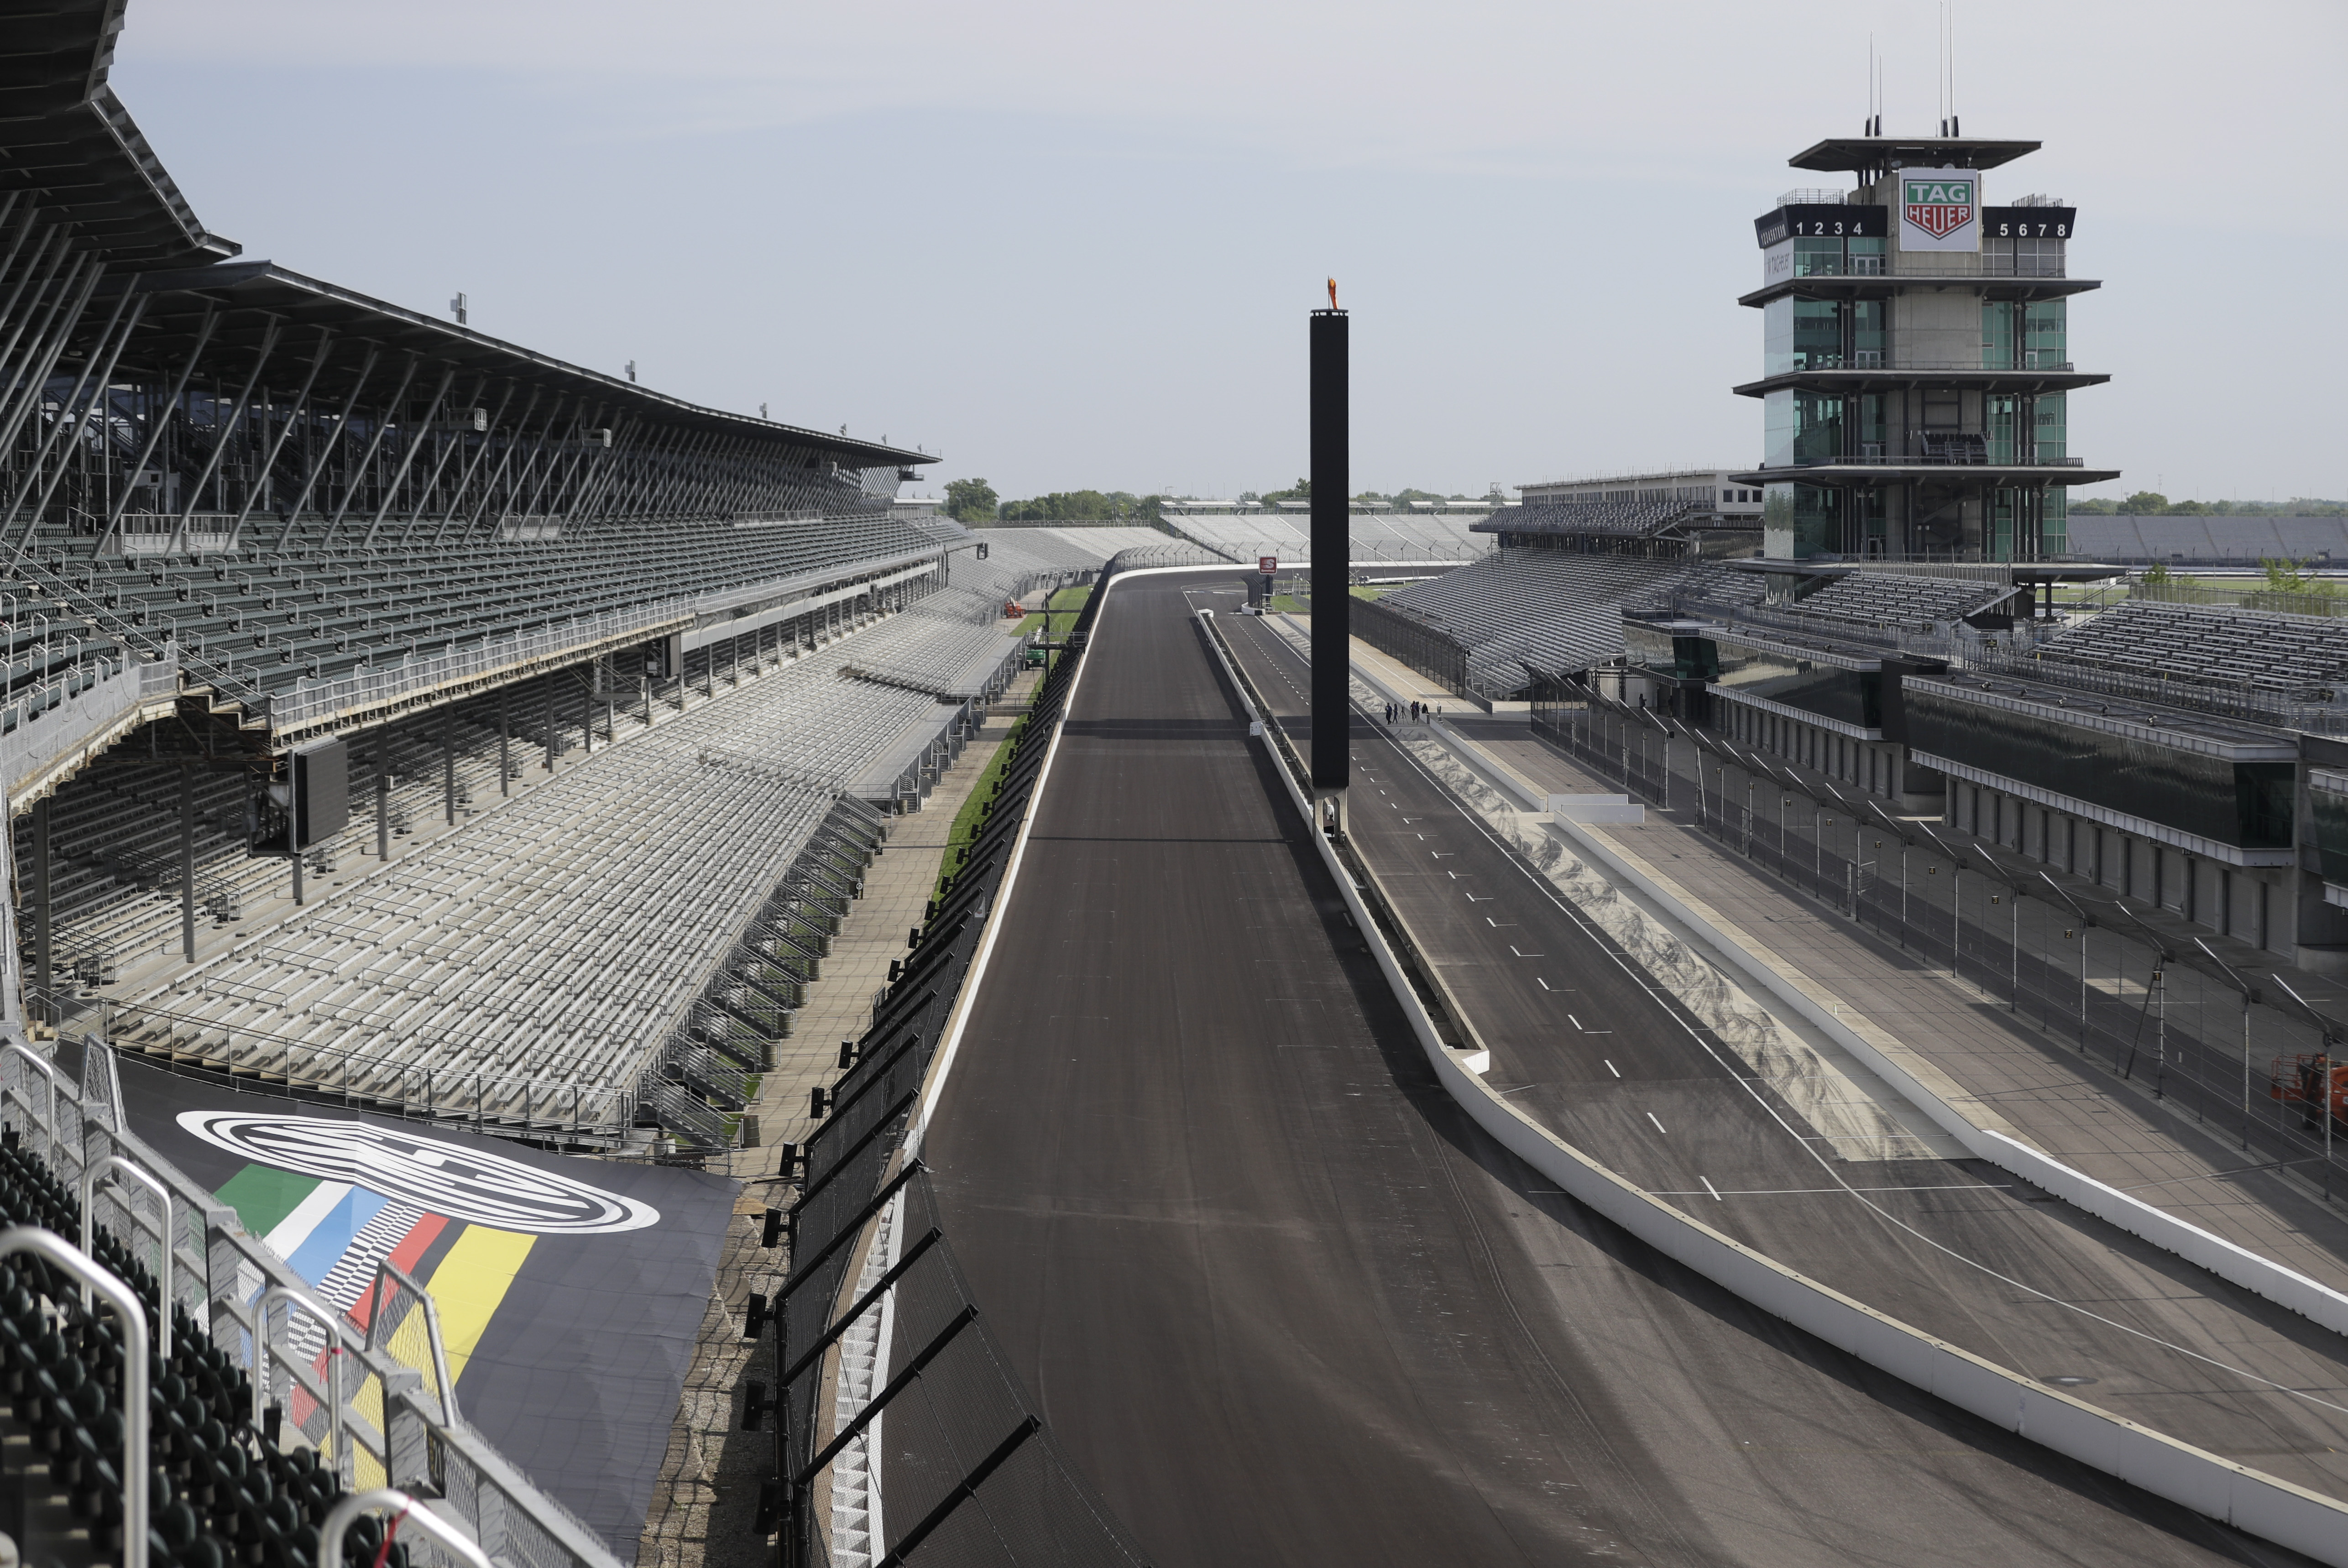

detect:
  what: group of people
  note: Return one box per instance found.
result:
[1382,700,1442,725]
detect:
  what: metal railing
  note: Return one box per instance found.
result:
[0,1030,626,1568]
[268,598,691,730]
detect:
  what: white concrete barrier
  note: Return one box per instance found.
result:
[1548,793,1644,825]
[1188,614,2348,1565]
[1539,807,2348,1342]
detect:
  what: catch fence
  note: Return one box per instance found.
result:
[1540,691,2348,1202]
[753,558,1151,1566]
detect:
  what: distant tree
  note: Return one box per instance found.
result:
[2259,558,2339,598]
[2119,490,2170,514]
[2140,561,2171,584]
[943,478,998,523]
[2066,496,2117,515]
[997,488,1116,522]
[2165,500,2212,515]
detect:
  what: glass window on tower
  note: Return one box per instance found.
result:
[2043,486,2069,557]
[1857,393,1888,457]
[1982,300,2015,370]
[1764,297,1793,376]
[1851,299,1885,367]
[1989,487,2017,561]
[1764,388,1795,468]
[1987,394,2018,464]
[1847,235,1886,275]
[2034,391,2067,462]
[1793,483,1842,558]
[1793,236,1843,277]
[2024,299,2067,368]
[1793,391,1844,465]
[1794,298,1842,369]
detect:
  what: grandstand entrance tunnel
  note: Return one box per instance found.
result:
[915,566,2278,1568]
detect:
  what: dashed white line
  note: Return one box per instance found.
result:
[1604,1059,1621,1077]
[1647,1113,1668,1135]
[1700,1176,1724,1202]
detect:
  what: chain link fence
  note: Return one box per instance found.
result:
[1540,690,2348,1203]
[762,558,1151,1567]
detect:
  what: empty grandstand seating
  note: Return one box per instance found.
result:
[103,609,997,1124]
[1160,513,1491,565]
[14,506,941,732]
[0,1133,415,1568]
[1778,572,2020,632]
[1371,548,1682,696]
[1476,498,1710,539]
[2027,600,2348,698]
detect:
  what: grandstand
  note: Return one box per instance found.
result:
[2022,600,2348,703]
[1159,509,1493,566]
[1360,548,1684,699]
[0,6,1186,1565]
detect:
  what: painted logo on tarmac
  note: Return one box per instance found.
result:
[177,1111,660,1234]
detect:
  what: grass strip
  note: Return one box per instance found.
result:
[933,715,1030,900]
[1016,584,1093,636]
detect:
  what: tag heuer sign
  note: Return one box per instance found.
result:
[1898,166,1980,252]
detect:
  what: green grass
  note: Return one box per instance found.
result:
[934,716,1030,899]
[1349,585,1388,601]
[1017,584,1093,636]
[1267,593,1311,613]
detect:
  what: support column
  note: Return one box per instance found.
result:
[499,689,511,797]
[180,769,197,962]
[1308,299,1350,800]
[31,798,48,1019]
[377,736,390,858]
[443,706,456,826]
[544,673,558,771]
[582,663,595,755]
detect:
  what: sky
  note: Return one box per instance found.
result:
[110,0,2348,507]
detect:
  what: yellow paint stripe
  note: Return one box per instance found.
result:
[425,1226,538,1385]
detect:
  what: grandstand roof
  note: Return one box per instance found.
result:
[0,0,241,269]
[1786,136,2040,172]
[116,260,931,467]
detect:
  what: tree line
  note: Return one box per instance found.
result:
[938,476,1483,525]
[2071,491,2347,517]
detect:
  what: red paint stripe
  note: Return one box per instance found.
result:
[344,1213,451,1332]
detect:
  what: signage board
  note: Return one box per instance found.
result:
[1260,555,1278,574]
[1980,207,2077,240]
[1898,167,1980,252]
[1753,204,1889,249]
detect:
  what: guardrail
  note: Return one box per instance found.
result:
[1196,613,2348,1566]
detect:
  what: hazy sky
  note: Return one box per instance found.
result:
[112,1,2346,506]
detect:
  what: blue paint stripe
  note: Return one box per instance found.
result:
[285,1186,391,1287]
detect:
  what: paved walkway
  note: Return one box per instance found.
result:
[635,667,1037,1568]
[1425,703,2348,1296]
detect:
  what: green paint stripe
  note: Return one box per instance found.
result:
[215,1164,321,1239]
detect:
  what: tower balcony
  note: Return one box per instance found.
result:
[1736,361,2109,397]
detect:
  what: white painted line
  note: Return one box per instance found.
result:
[1647,1113,1668,1135]
[1604,1060,1621,1077]
[1568,1014,1582,1030]
[1701,1176,1724,1203]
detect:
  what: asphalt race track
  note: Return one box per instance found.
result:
[922,568,2317,1568]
